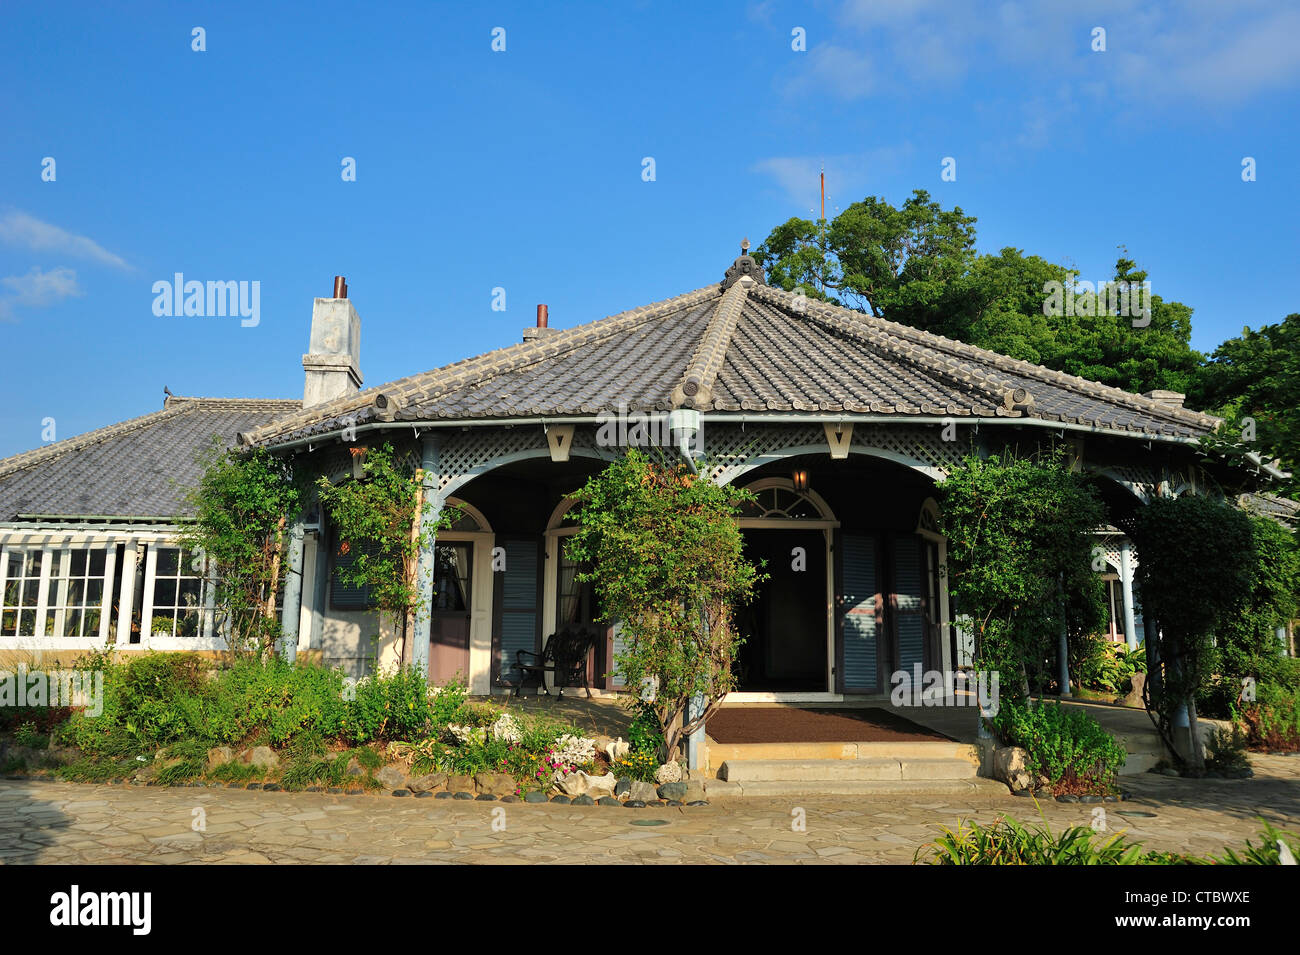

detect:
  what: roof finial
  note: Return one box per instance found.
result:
[740,237,750,254]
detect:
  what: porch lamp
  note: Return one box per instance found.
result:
[791,468,810,492]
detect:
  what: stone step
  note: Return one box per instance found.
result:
[717,756,979,783]
[703,739,982,769]
[704,777,1009,799]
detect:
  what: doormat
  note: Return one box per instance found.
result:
[705,707,955,744]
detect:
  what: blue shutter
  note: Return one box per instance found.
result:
[497,540,538,685]
[841,534,879,692]
[331,539,380,610]
[895,536,926,672]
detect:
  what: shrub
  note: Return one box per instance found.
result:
[992,698,1126,791]
[340,666,434,744]
[205,657,345,746]
[1204,724,1251,774]
[1237,683,1300,751]
[610,748,658,783]
[915,817,1300,865]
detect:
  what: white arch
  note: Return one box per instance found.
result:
[716,443,945,486]
[439,447,616,498]
[444,496,492,533]
[739,476,838,523]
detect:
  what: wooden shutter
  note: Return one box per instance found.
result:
[893,535,927,673]
[493,538,541,687]
[838,533,881,693]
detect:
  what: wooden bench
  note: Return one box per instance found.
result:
[514,625,600,698]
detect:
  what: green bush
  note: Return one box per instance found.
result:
[1237,683,1300,751]
[205,657,345,746]
[1073,638,1146,694]
[992,698,1126,791]
[627,701,665,756]
[339,666,433,744]
[916,817,1299,865]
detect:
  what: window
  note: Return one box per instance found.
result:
[150,546,207,638]
[741,486,822,519]
[48,549,108,638]
[1,550,46,637]
[330,537,380,610]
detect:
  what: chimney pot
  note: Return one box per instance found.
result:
[333,275,348,299]
[536,304,548,328]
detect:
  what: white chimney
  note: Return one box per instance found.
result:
[302,276,362,407]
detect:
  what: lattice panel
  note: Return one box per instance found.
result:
[435,427,549,492]
[1096,464,1161,502]
[850,425,966,473]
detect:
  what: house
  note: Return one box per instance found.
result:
[0,245,1273,699]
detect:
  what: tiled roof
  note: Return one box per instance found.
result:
[0,397,300,522]
[241,257,1220,449]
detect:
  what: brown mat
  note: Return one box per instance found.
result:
[705,707,954,744]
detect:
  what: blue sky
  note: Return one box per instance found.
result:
[2,0,1297,458]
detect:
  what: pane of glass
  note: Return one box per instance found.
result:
[156,548,179,577]
[178,579,202,611]
[83,608,100,635]
[4,579,18,604]
[22,580,39,606]
[86,580,103,606]
[88,549,106,576]
[154,580,176,608]
[44,611,56,635]
[24,551,42,575]
[151,612,175,637]
[69,550,86,576]
[1,610,15,635]
[68,608,84,636]
[68,579,85,608]
[177,609,199,638]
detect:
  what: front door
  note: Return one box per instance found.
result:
[735,529,827,691]
[430,542,472,684]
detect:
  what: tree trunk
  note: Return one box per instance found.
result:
[262,515,287,661]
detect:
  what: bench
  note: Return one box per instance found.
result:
[515,625,600,698]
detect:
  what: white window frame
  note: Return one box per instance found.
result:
[0,542,114,649]
[140,543,223,651]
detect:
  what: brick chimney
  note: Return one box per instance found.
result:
[523,304,558,342]
[303,276,363,407]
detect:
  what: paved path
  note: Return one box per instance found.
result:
[2,756,1296,864]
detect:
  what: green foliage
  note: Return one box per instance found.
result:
[627,701,665,756]
[1237,683,1300,751]
[13,722,48,748]
[1189,312,1300,499]
[338,666,434,744]
[565,448,763,760]
[1132,495,1256,766]
[204,657,345,746]
[755,195,1201,395]
[1204,724,1251,775]
[915,816,1299,865]
[610,748,658,783]
[938,448,1107,698]
[1072,638,1146,694]
[992,698,1126,791]
[316,442,456,628]
[180,443,302,656]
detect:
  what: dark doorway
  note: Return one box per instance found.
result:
[734,529,827,691]
[430,542,472,684]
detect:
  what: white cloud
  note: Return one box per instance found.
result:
[0,266,83,321]
[784,43,876,101]
[0,211,130,270]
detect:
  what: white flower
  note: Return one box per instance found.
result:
[446,724,486,746]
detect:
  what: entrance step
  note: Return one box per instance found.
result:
[704,777,1008,799]
[718,755,980,784]
[703,739,981,769]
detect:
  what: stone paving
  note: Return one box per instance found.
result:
[1,754,1297,864]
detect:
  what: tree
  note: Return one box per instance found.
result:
[938,449,1107,706]
[564,449,763,762]
[179,443,302,658]
[316,443,458,671]
[1189,313,1300,499]
[1131,494,1256,770]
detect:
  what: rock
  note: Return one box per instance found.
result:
[605,738,631,762]
[624,800,647,808]
[654,761,683,784]
[615,777,632,797]
[549,795,571,805]
[686,800,709,807]
[682,780,706,803]
[657,782,687,801]
[474,772,516,796]
[1119,672,1146,708]
[240,746,279,770]
[446,774,475,794]
[1159,767,1181,778]
[628,780,658,803]
[597,796,620,807]
[262,783,282,792]
[414,791,432,798]
[523,791,548,803]
[475,793,497,801]
[392,789,411,797]
[452,791,474,800]
[557,770,617,798]
[992,746,1032,792]
[572,794,595,806]
[345,757,364,777]
[1055,794,1079,803]
[206,746,233,771]
[374,765,408,791]
[407,772,448,793]
[434,791,454,799]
